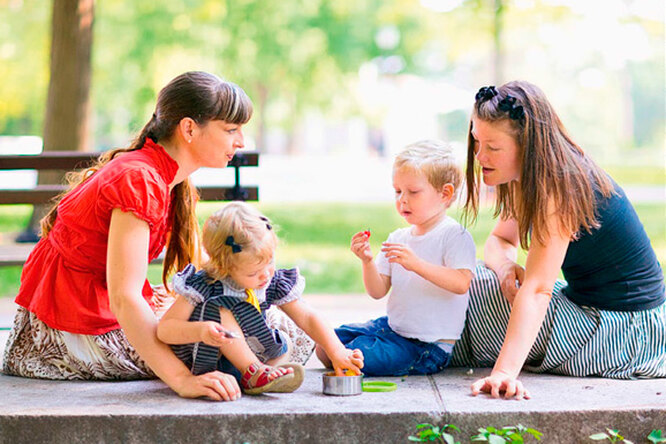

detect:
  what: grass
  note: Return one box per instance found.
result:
[1,200,663,297]
[603,165,665,186]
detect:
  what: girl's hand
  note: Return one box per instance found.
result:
[175,371,241,401]
[351,231,373,263]
[470,370,530,400]
[381,243,421,272]
[199,321,236,347]
[330,347,364,376]
[497,262,525,305]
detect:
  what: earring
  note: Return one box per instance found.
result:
[188,139,192,143]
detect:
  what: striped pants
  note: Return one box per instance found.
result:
[451,265,666,378]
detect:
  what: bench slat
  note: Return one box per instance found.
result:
[0,185,259,205]
[0,151,259,170]
[0,151,260,267]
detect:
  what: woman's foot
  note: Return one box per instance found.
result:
[240,362,296,395]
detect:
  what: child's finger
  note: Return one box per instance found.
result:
[351,356,364,369]
[345,362,362,375]
[351,231,367,240]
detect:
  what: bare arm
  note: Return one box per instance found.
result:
[382,242,474,294]
[413,262,473,294]
[350,231,391,299]
[107,209,240,401]
[280,299,363,375]
[157,296,235,346]
[381,242,473,294]
[471,205,571,400]
[362,261,392,299]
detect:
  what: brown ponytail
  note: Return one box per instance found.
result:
[40,71,253,288]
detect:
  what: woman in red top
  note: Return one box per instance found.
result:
[3,71,252,401]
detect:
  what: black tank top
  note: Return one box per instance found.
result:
[561,179,665,311]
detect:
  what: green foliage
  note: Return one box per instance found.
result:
[0,3,50,135]
[648,430,665,444]
[408,423,461,444]
[407,424,665,444]
[589,429,633,444]
[471,424,542,443]
[2,0,663,161]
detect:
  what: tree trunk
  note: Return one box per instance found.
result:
[19,0,94,241]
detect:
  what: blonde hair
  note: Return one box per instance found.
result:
[202,202,277,281]
[394,140,462,196]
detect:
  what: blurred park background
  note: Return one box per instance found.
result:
[0,0,664,296]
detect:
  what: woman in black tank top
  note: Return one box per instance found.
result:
[451,81,665,400]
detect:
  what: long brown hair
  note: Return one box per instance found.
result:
[463,80,613,248]
[41,71,253,287]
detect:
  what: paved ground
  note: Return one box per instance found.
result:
[0,295,664,444]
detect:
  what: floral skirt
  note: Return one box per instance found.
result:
[451,264,666,379]
[2,288,315,380]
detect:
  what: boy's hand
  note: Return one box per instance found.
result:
[330,347,364,376]
[199,321,236,347]
[381,242,422,272]
[350,231,373,263]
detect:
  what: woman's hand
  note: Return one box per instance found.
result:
[497,262,525,305]
[199,321,236,347]
[381,242,422,272]
[351,231,373,263]
[330,347,364,376]
[174,371,241,401]
[471,370,530,400]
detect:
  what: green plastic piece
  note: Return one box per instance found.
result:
[362,381,397,392]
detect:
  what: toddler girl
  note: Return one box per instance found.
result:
[158,202,363,395]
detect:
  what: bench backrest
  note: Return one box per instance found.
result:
[0,151,259,204]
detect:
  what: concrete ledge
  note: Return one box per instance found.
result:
[0,368,663,444]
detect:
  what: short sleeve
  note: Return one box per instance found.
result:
[443,227,477,275]
[266,268,305,306]
[99,165,169,229]
[172,264,210,306]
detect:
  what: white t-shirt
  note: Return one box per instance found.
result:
[375,216,477,343]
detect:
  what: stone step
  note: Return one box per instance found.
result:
[0,368,663,444]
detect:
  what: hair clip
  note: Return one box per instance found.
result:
[498,95,524,120]
[475,86,498,102]
[260,216,272,231]
[225,235,242,253]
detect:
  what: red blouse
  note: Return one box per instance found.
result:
[15,139,179,335]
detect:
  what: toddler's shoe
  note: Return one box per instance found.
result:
[241,362,300,395]
[269,362,305,393]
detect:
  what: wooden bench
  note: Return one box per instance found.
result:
[0,150,259,266]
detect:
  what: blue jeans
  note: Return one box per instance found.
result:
[335,316,452,376]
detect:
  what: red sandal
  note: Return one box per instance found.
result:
[241,362,296,395]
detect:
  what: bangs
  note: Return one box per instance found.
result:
[216,82,253,124]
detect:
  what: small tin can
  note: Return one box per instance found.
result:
[322,372,363,396]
